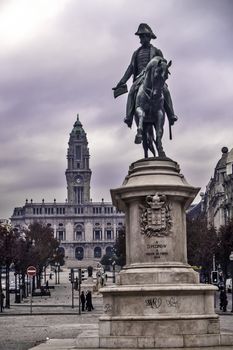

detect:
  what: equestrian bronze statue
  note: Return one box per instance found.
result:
[113,23,178,158]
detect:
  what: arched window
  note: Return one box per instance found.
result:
[75,247,84,260]
[106,246,113,256]
[94,247,102,258]
[58,247,65,256]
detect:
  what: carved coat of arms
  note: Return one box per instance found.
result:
[140,193,172,237]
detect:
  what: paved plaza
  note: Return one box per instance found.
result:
[1,268,233,350]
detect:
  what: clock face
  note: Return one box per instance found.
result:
[75,176,82,184]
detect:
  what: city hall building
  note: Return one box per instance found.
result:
[11,115,125,266]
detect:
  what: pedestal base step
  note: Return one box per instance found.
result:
[76,331,233,349]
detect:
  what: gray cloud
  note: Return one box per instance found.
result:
[0,0,233,218]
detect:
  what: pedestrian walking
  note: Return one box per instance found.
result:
[45,280,49,291]
[86,290,94,311]
[80,291,86,312]
[1,292,5,310]
[219,288,228,312]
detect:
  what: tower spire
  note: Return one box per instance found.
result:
[65,115,92,204]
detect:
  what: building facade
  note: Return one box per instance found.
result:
[11,115,125,266]
[202,147,233,229]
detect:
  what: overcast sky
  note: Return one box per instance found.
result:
[0,0,233,219]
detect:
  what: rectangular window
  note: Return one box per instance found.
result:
[76,231,82,240]
[106,230,112,240]
[33,208,36,215]
[45,208,47,214]
[58,231,64,241]
[75,145,81,160]
[95,230,101,240]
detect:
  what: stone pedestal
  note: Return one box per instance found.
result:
[77,158,233,349]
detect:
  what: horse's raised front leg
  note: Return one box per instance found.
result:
[155,109,166,158]
[134,106,144,144]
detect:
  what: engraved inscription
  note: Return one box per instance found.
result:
[140,194,172,237]
[146,241,168,258]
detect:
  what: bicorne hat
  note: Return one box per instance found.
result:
[135,23,156,39]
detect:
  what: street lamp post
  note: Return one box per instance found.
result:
[55,267,57,285]
[55,262,60,284]
[14,272,18,303]
[57,263,60,284]
[112,261,116,283]
[229,251,233,312]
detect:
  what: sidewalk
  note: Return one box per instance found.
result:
[0,268,103,316]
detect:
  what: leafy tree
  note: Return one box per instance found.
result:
[24,222,60,287]
[114,228,126,267]
[216,220,233,279]
[100,254,112,267]
[100,228,126,269]
[0,222,61,302]
[0,225,15,307]
[50,247,65,267]
[186,216,218,281]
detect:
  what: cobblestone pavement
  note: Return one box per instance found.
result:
[1,268,233,350]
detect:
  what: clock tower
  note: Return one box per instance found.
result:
[65,114,92,204]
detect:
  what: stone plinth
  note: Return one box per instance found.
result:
[76,158,233,349]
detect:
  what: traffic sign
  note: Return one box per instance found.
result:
[27,265,37,277]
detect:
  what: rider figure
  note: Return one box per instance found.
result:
[113,23,178,128]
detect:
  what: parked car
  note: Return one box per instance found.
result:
[226,278,232,293]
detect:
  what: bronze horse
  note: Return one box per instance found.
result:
[134,56,172,158]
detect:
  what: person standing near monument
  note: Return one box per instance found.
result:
[86,290,94,311]
[113,23,178,129]
[80,291,86,312]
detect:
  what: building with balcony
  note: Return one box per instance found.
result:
[201,147,233,229]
